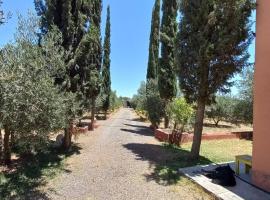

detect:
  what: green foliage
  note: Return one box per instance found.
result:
[109,91,122,111]
[177,0,255,104]
[131,81,147,111]
[0,0,4,25]
[34,0,92,93]
[0,15,79,153]
[75,24,102,110]
[101,6,111,113]
[232,99,253,125]
[176,0,255,158]
[167,98,194,132]
[145,79,165,128]
[206,96,234,126]
[233,67,253,124]
[147,0,160,80]
[158,0,177,101]
[91,0,102,28]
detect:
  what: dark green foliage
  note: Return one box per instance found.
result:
[34,0,91,92]
[177,0,254,104]
[176,0,255,159]
[158,0,177,101]
[101,6,111,114]
[0,0,4,25]
[145,80,165,128]
[147,0,160,81]
[91,0,102,29]
[75,24,102,107]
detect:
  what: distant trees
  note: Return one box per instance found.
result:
[158,0,177,128]
[206,96,234,127]
[234,68,254,124]
[101,6,111,119]
[109,91,122,111]
[131,81,147,111]
[176,0,255,159]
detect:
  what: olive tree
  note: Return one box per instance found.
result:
[0,15,79,164]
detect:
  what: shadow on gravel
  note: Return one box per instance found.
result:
[0,144,82,200]
[123,123,150,129]
[128,118,147,122]
[123,143,213,186]
[121,127,153,137]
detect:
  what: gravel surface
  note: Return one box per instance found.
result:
[45,108,212,200]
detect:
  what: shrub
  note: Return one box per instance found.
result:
[145,79,165,128]
[167,98,194,132]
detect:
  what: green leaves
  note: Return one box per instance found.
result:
[167,98,194,131]
[101,6,111,112]
[158,0,177,101]
[176,0,255,103]
[0,15,79,152]
[147,0,160,80]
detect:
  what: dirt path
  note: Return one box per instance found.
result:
[45,108,212,200]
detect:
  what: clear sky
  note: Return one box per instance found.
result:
[0,0,255,98]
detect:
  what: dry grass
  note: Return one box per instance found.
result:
[203,119,253,134]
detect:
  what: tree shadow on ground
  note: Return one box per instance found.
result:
[128,117,147,122]
[123,143,213,186]
[121,128,154,137]
[0,143,81,200]
[123,123,149,129]
[204,123,233,129]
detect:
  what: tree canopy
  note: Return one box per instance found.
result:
[176,0,255,159]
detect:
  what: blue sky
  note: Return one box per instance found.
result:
[0,0,255,98]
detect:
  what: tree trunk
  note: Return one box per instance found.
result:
[0,129,2,162]
[191,98,206,160]
[10,131,15,149]
[63,122,73,150]
[104,110,107,120]
[3,125,11,165]
[164,115,169,129]
[214,119,220,127]
[90,98,96,131]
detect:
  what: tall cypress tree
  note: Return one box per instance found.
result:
[34,0,91,149]
[176,0,254,159]
[146,0,160,81]
[87,0,102,130]
[158,0,177,128]
[101,6,111,119]
[75,23,102,128]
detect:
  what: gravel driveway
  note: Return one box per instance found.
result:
[45,108,212,200]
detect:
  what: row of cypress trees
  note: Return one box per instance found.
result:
[146,0,255,159]
[34,0,112,150]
